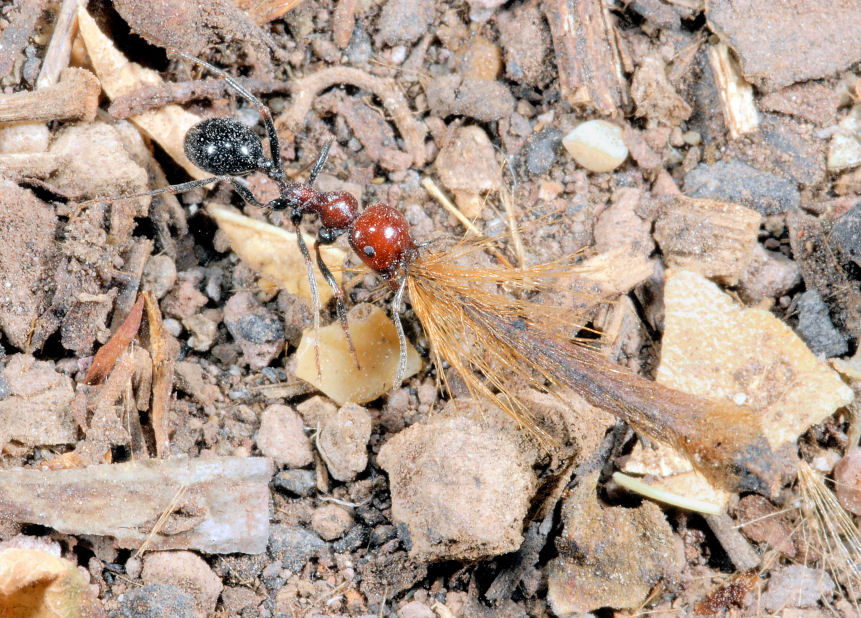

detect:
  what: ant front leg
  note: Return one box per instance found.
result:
[314,230,360,370]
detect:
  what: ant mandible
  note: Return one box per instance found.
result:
[90,52,418,386]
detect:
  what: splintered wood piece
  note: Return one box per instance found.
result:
[36,0,81,88]
[0,457,274,554]
[708,43,759,139]
[653,196,761,285]
[143,291,180,458]
[76,5,208,180]
[0,68,100,124]
[295,303,421,404]
[543,0,628,116]
[208,203,345,304]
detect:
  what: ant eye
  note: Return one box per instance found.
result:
[363,246,376,258]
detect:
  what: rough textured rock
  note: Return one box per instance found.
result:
[546,472,683,614]
[707,0,861,92]
[256,404,313,468]
[738,244,801,304]
[761,565,835,612]
[796,289,848,357]
[310,504,354,541]
[0,181,60,350]
[141,551,223,618]
[424,74,515,122]
[223,291,285,369]
[834,448,861,516]
[113,583,197,618]
[0,354,76,450]
[377,402,538,561]
[684,159,800,215]
[318,402,373,482]
[497,3,554,87]
[434,125,499,217]
[376,0,435,45]
[653,196,761,285]
[268,524,325,572]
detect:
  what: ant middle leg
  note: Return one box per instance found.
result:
[313,236,360,370]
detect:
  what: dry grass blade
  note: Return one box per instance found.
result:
[133,484,188,559]
[797,460,861,605]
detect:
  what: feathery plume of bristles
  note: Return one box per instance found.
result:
[406,239,781,494]
[797,460,861,606]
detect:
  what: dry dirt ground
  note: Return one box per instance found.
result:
[0,0,860,616]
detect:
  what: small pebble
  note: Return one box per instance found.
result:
[455,36,502,80]
[182,314,218,352]
[318,402,373,481]
[398,600,436,618]
[273,469,317,497]
[257,404,313,468]
[162,318,183,338]
[796,290,848,357]
[143,255,178,300]
[311,504,354,541]
[523,128,562,175]
[562,120,628,173]
[141,551,223,617]
[114,584,196,618]
[162,280,208,320]
[332,524,368,553]
[268,524,324,572]
[762,565,834,612]
[834,448,861,515]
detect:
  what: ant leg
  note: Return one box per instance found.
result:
[76,176,231,208]
[391,272,409,390]
[293,223,323,381]
[313,238,360,370]
[230,179,265,208]
[178,52,282,168]
[308,140,332,185]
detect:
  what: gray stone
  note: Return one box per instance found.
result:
[796,290,848,357]
[273,469,317,497]
[832,202,861,268]
[523,128,562,175]
[684,159,800,215]
[111,584,196,618]
[268,524,324,572]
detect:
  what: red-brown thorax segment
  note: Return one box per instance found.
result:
[349,203,415,277]
[311,191,359,230]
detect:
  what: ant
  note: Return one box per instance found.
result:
[87,53,418,386]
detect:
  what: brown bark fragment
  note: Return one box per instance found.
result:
[0,68,100,124]
[543,0,628,116]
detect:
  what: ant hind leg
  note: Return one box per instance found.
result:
[391,272,409,390]
[177,52,282,169]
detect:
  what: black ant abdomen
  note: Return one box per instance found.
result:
[184,117,268,176]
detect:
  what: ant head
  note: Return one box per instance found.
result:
[349,203,415,276]
[184,117,266,176]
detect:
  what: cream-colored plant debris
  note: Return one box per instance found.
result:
[623,269,854,505]
[208,203,345,304]
[295,303,420,404]
[76,5,207,179]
